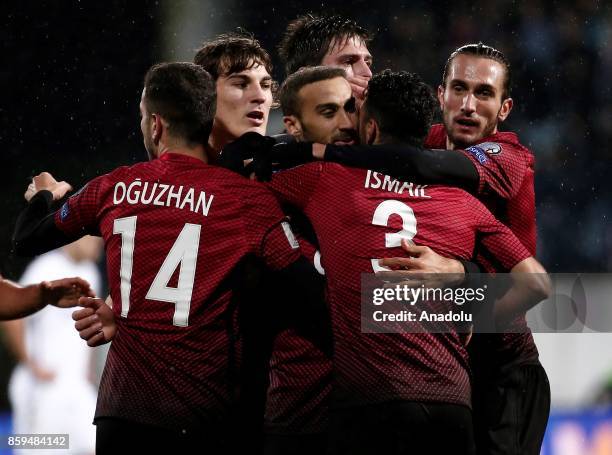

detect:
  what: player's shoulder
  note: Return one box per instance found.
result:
[424,123,447,148]
[430,184,491,213]
[463,131,532,168]
[221,168,276,197]
[275,161,327,178]
[95,163,142,184]
[321,161,367,177]
[428,184,479,202]
[486,131,533,157]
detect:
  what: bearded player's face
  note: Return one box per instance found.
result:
[438,54,513,148]
[213,63,273,140]
[285,77,358,145]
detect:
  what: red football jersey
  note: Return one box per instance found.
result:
[54,152,301,432]
[265,328,332,433]
[267,162,530,407]
[426,124,539,367]
[425,123,536,255]
[265,228,332,434]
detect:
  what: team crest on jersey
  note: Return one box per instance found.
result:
[59,202,70,221]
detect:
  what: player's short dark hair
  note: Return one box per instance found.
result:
[363,70,436,147]
[442,42,512,100]
[279,14,371,76]
[279,66,347,117]
[194,31,273,80]
[143,62,216,145]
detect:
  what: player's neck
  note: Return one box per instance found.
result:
[157,144,207,164]
[207,126,234,160]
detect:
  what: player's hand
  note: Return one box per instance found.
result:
[40,277,95,308]
[219,132,276,177]
[347,76,369,103]
[25,172,73,202]
[72,296,117,347]
[376,239,465,287]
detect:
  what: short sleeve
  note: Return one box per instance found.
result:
[241,181,302,271]
[460,140,529,199]
[54,176,106,237]
[266,162,324,210]
[474,203,531,271]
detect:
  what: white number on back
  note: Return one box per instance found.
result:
[370,200,417,272]
[114,217,201,327]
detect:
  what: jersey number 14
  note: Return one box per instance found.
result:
[114,216,200,327]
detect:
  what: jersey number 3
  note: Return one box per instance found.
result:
[114,216,200,327]
[371,200,417,272]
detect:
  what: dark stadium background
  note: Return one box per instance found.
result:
[1,0,611,451]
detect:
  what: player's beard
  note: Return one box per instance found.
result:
[447,115,498,149]
[330,132,358,145]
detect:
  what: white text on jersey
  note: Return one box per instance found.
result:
[364,170,430,198]
[113,179,214,216]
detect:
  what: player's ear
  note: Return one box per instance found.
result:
[151,114,163,145]
[498,97,513,123]
[437,85,445,110]
[283,115,303,141]
[366,118,378,145]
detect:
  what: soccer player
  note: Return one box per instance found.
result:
[0,274,93,320]
[192,33,325,453]
[266,17,462,451]
[193,32,274,155]
[262,67,358,455]
[277,43,548,455]
[279,14,373,101]
[264,69,550,455]
[12,62,325,454]
[257,17,374,453]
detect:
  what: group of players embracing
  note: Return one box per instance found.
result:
[10,13,552,455]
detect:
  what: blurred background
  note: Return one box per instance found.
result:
[1,1,611,453]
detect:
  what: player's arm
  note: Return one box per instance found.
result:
[495,257,550,327]
[322,143,479,191]
[476,207,551,327]
[13,172,101,256]
[260,142,479,191]
[325,140,529,200]
[375,239,478,288]
[13,190,75,256]
[0,276,94,320]
[244,180,326,316]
